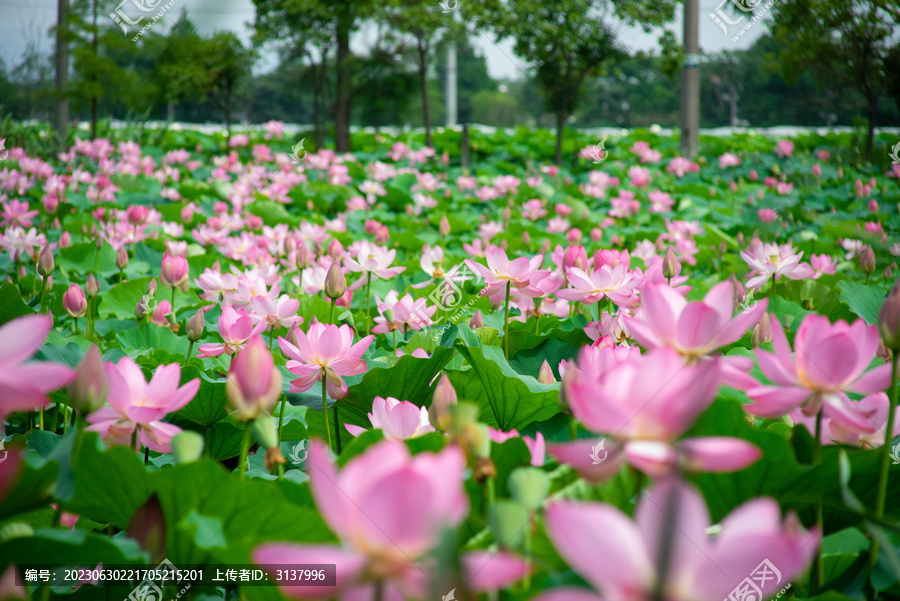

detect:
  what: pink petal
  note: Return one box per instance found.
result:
[0,314,51,368]
[462,551,530,591]
[678,437,761,472]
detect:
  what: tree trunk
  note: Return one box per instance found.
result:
[54,0,69,148]
[90,0,97,140]
[554,109,565,166]
[418,37,432,147]
[461,123,470,171]
[866,93,876,163]
[335,11,352,152]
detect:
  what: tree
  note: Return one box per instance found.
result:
[253,0,373,152]
[434,33,495,125]
[379,1,459,146]
[770,0,899,162]
[199,33,255,135]
[475,0,674,164]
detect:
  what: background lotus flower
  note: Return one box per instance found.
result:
[0,314,75,421]
[253,440,527,600]
[63,283,88,318]
[552,347,759,479]
[198,306,267,358]
[746,315,891,432]
[534,479,818,601]
[556,263,638,306]
[85,357,199,453]
[279,323,373,399]
[464,247,550,297]
[344,396,435,440]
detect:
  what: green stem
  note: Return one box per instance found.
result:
[333,405,342,454]
[170,286,176,317]
[187,340,194,360]
[269,325,274,351]
[503,281,511,360]
[131,429,138,454]
[772,273,777,297]
[569,414,577,440]
[534,312,540,335]
[330,298,336,325]
[392,330,397,352]
[277,396,286,446]
[39,276,49,313]
[813,409,824,588]
[51,403,59,433]
[132,225,137,255]
[365,273,372,337]
[39,406,44,430]
[323,380,334,452]
[239,421,253,478]
[523,517,532,590]
[73,318,78,335]
[870,352,900,575]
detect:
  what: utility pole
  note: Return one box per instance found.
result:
[54,0,69,147]
[680,0,700,157]
[446,38,457,127]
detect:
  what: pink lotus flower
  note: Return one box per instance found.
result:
[809,253,837,277]
[279,323,373,399]
[666,156,699,177]
[623,281,767,388]
[253,440,528,600]
[627,166,651,188]
[344,396,435,440]
[792,392,900,448]
[556,263,638,307]
[740,243,815,290]
[198,306,267,358]
[464,247,551,297]
[757,208,778,223]
[719,152,741,168]
[250,294,303,330]
[0,314,75,421]
[0,199,39,227]
[551,347,760,480]
[85,357,199,453]
[345,241,406,285]
[775,139,795,158]
[746,315,891,432]
[126,205,149,226]
[534,479,818,601]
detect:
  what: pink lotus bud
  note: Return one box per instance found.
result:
[590,227,603,242]
[17,265,25,279]
[555,203,573,217]
[180,204,195,223]
[565,228,583,244]
[563,245,588,271]
[441,152,449,166]
[59,231,72,248]
[811,164,822,177]
[374,226,389,245]
[405,204,414,216]
[868,199,879,214]
[38,246,54,277]
[213,201,228,215]
[538,360,556,384]
[439,216,451,237]
[246,215,264,230]
[751,313,772,347]
[429,373,458,431]
[522,231,531,245]
[859,245,876,275]
[69,345,108,414]
[662,247,679,279]
[879,279,900,350]
[748,170,758,181]
[886,266,893,280]
[469,310,484,329]
[126,205,149,226]
[837,167,843,178]
[327,239,344,260]
[324,261,348,300]
[116,248,129,270]
[186,310,205,342]
[296,243,310,269]
[63,284,87,318]
[226,336,282,420]
[539,239,551,254]
[146,278,158,296]
[502,207,511,222]
[85,274,100,298]
[160,255,190,290]
[43,194,59,214]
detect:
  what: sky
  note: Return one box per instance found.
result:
[0,0,769,81]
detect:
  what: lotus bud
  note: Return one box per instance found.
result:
[563,245,587,272]
[439,216,451,237]
[521,231,531,246]
[429,373,458,431]
[538,360,556,384]
[160,255,190,290]
[59,231,72,248]
[186,310,205,342]
[886,266,893,280]
[488,500,529,547]
[126,205,149,226]
[180,204,195,223]
[508,466,551,511]
[469,310,484,329]
[662,247,678,279]
[751,312,772,347]
[252,417,279,449]
[590,227,603,242]
[878,279,900,350]
[226,336,282,421]
[171,431,204,465]
[62,284,87,318]
[860,246,876,275]
[69,345,107,414]
[127,494,166,563]
[116,248,129,270]
[85,274,100,298]
[296,243,310,269]
[37,246,54,277]
[146,278,157,296]
[327,239,344,260]
[324,261,347,300]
